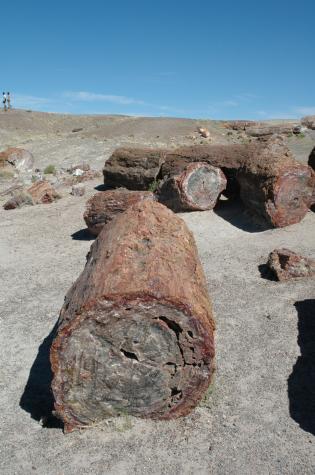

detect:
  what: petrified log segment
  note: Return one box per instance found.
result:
[162,140,315,227]
[51,201,215,432]
[237,139,315,227]
[161,144,247,197]
[84,188,155,236]
[158,162,226,212]
[103,147,166,190]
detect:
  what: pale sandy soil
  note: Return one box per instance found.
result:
[0,110,314,475]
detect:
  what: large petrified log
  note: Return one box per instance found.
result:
[158,162,227,212]
[236,139,315,227]
[84,188,156,235]
[51,201,215,432]
[161,139,315,227]
[103,147,166,190]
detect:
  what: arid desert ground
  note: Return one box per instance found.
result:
[0,110,314,474]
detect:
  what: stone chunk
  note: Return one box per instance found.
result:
[27,180,61,204]
[267,248,315,281]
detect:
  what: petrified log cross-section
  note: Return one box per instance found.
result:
[84,188,156,236]
[103,147,166,190]
[51,201,215,432]
[158,162,227,212]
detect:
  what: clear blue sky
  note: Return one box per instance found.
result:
[2,0,314,119]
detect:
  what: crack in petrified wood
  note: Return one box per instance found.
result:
[51,300,213,430]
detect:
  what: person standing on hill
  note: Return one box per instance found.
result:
[7,92,11,109]
[2,92,7,111]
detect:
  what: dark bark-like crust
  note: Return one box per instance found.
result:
[103,147,167,190]
[161,139,315,227]
[158,162,226,212]
[51,201,215,432]
[84,188,156,235]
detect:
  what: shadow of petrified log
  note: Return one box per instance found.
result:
[214,198,271,233]
[20,323,63,429]
[71,228,95,241]
[288,300,315,435]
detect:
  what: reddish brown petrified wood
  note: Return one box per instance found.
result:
[158,162,226,212]
[267,248,315,281]
[51,201,215,432]
[236,138,315,227]
[27,180,60,204]
[162,139,315,227]
[84,188,155,235]
[103,147,166,190]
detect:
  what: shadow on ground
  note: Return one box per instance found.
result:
[94,183,115,192]
[71,228,95,241]
[20,322,63,429]
[288,299,315,435]
[214,198,270,233]
[258,263,277,281]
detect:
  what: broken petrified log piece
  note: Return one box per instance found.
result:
[27,180,61,204]
[51,201,215,432]
[158,162,226,212]
[84,188,156,236]
[267,248,315,281]
[103,147,166,190]
[162,139,315,227]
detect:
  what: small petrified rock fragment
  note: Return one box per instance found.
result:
[267,248,315,281]
[3,191,34,210]
[27,180,61,204]
[84,188,155,236]
[51,201,215,432]
[71,184,85,197]
[103,147,166,190]
[158,162,226,212]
